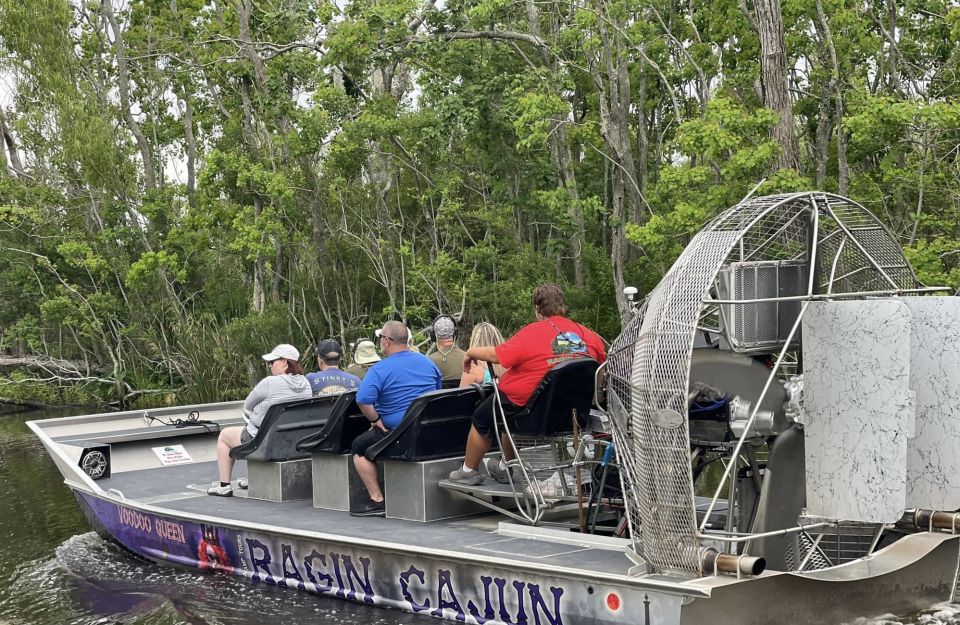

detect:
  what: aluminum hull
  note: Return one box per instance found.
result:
[28,405,960,625]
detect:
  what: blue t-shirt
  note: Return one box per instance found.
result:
[306,369,361,396]
[356,351,442,428]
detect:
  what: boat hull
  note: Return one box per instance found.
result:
[74,489,685,625]
[681,531,960,625]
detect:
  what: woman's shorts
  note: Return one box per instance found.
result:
[472,392,525,438]
[240,429,253,444]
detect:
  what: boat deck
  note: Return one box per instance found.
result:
[96,460,643,580]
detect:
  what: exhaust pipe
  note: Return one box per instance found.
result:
[700,548,766,577]
[903,509,960,534]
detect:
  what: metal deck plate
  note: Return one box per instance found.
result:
[95,462,635,578]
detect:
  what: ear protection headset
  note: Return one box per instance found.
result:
[427,314,458,343]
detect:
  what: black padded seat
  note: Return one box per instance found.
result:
[229,395,342,462]
[440,378,461,389]
[364,385,487,462]
[513,358,599,437]
[295,391,366,454]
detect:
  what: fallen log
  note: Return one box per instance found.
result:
[0,356,107,374]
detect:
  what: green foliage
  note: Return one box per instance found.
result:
[0,0,958,409]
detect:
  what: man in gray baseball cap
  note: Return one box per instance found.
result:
[428,315,466,384]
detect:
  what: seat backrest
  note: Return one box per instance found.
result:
[364,385,485,462]
[295,391,366,454]
[230,395,341,462]
[514,358,599,437]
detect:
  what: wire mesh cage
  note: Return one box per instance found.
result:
[605,192,925,576]
[511,437,595,499]
[786,522,882,572]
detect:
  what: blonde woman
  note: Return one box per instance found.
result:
[459,322,506,386]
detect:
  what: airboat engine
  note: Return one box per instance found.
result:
[605,192,960,578]
[688,349,788,446]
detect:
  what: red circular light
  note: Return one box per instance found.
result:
[606,592,621,611]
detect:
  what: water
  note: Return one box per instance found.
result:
[0,406,959,625]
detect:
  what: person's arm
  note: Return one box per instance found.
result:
[461,345,499,374]
[589,330,608,363]
[355,368,387,431]
[459,362,484,387]
[243,378,271,424]
[357,402,388,432]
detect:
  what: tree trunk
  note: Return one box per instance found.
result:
[239,78,266,314]
[0,110,25,177]
[755,0,800,171]
[813,83,832,188]
[886,0,899,92]
[364,61,401,314]
[815,0,848,195]
[637,58,649,198]
[836,103,849,195]
[237,0,271,314]
[101,0,156,191]
[526,0,586,288]
[0,115,8,176]
[182,96,197,203]
[586,0,636,322]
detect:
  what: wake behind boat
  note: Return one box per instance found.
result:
[30,192,960,625]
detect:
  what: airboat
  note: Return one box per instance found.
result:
[29,192,960,625]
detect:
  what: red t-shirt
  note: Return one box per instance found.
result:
[495,316,607,407]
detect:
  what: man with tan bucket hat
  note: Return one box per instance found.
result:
[346,338,381,380]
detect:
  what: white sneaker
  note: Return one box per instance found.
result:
[237,477,248,490]
[207,483,233,497]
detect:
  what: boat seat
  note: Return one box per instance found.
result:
[440,358,601,525]
[513,358,599,437]
[364,384,488,463]
[295,391,366,454]
[229,395,341,463]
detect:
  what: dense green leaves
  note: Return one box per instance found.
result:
[0,0,957,407]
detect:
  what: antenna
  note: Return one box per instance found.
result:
[623,286,640,313]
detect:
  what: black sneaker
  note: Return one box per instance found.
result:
[351,500,386,517]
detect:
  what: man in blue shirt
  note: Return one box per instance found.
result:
[351,320,442,516]
[306,339,361,396]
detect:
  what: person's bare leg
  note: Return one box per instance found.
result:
[499,432,518,462]
[464,426,494,470]
[353,455,383,502]
[216,427,244,483]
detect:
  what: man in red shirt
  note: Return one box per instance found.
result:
[449,283,607,486]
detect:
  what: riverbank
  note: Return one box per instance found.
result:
[0,370,216,412]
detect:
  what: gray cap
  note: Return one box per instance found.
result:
[433,316,456,339]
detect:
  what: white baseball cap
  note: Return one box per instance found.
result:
[262,344,300,362]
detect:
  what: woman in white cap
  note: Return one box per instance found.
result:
[207,344,312,496]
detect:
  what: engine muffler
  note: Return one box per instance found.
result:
[700,548,766,577]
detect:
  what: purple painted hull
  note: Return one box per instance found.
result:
[73,490,683,625]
